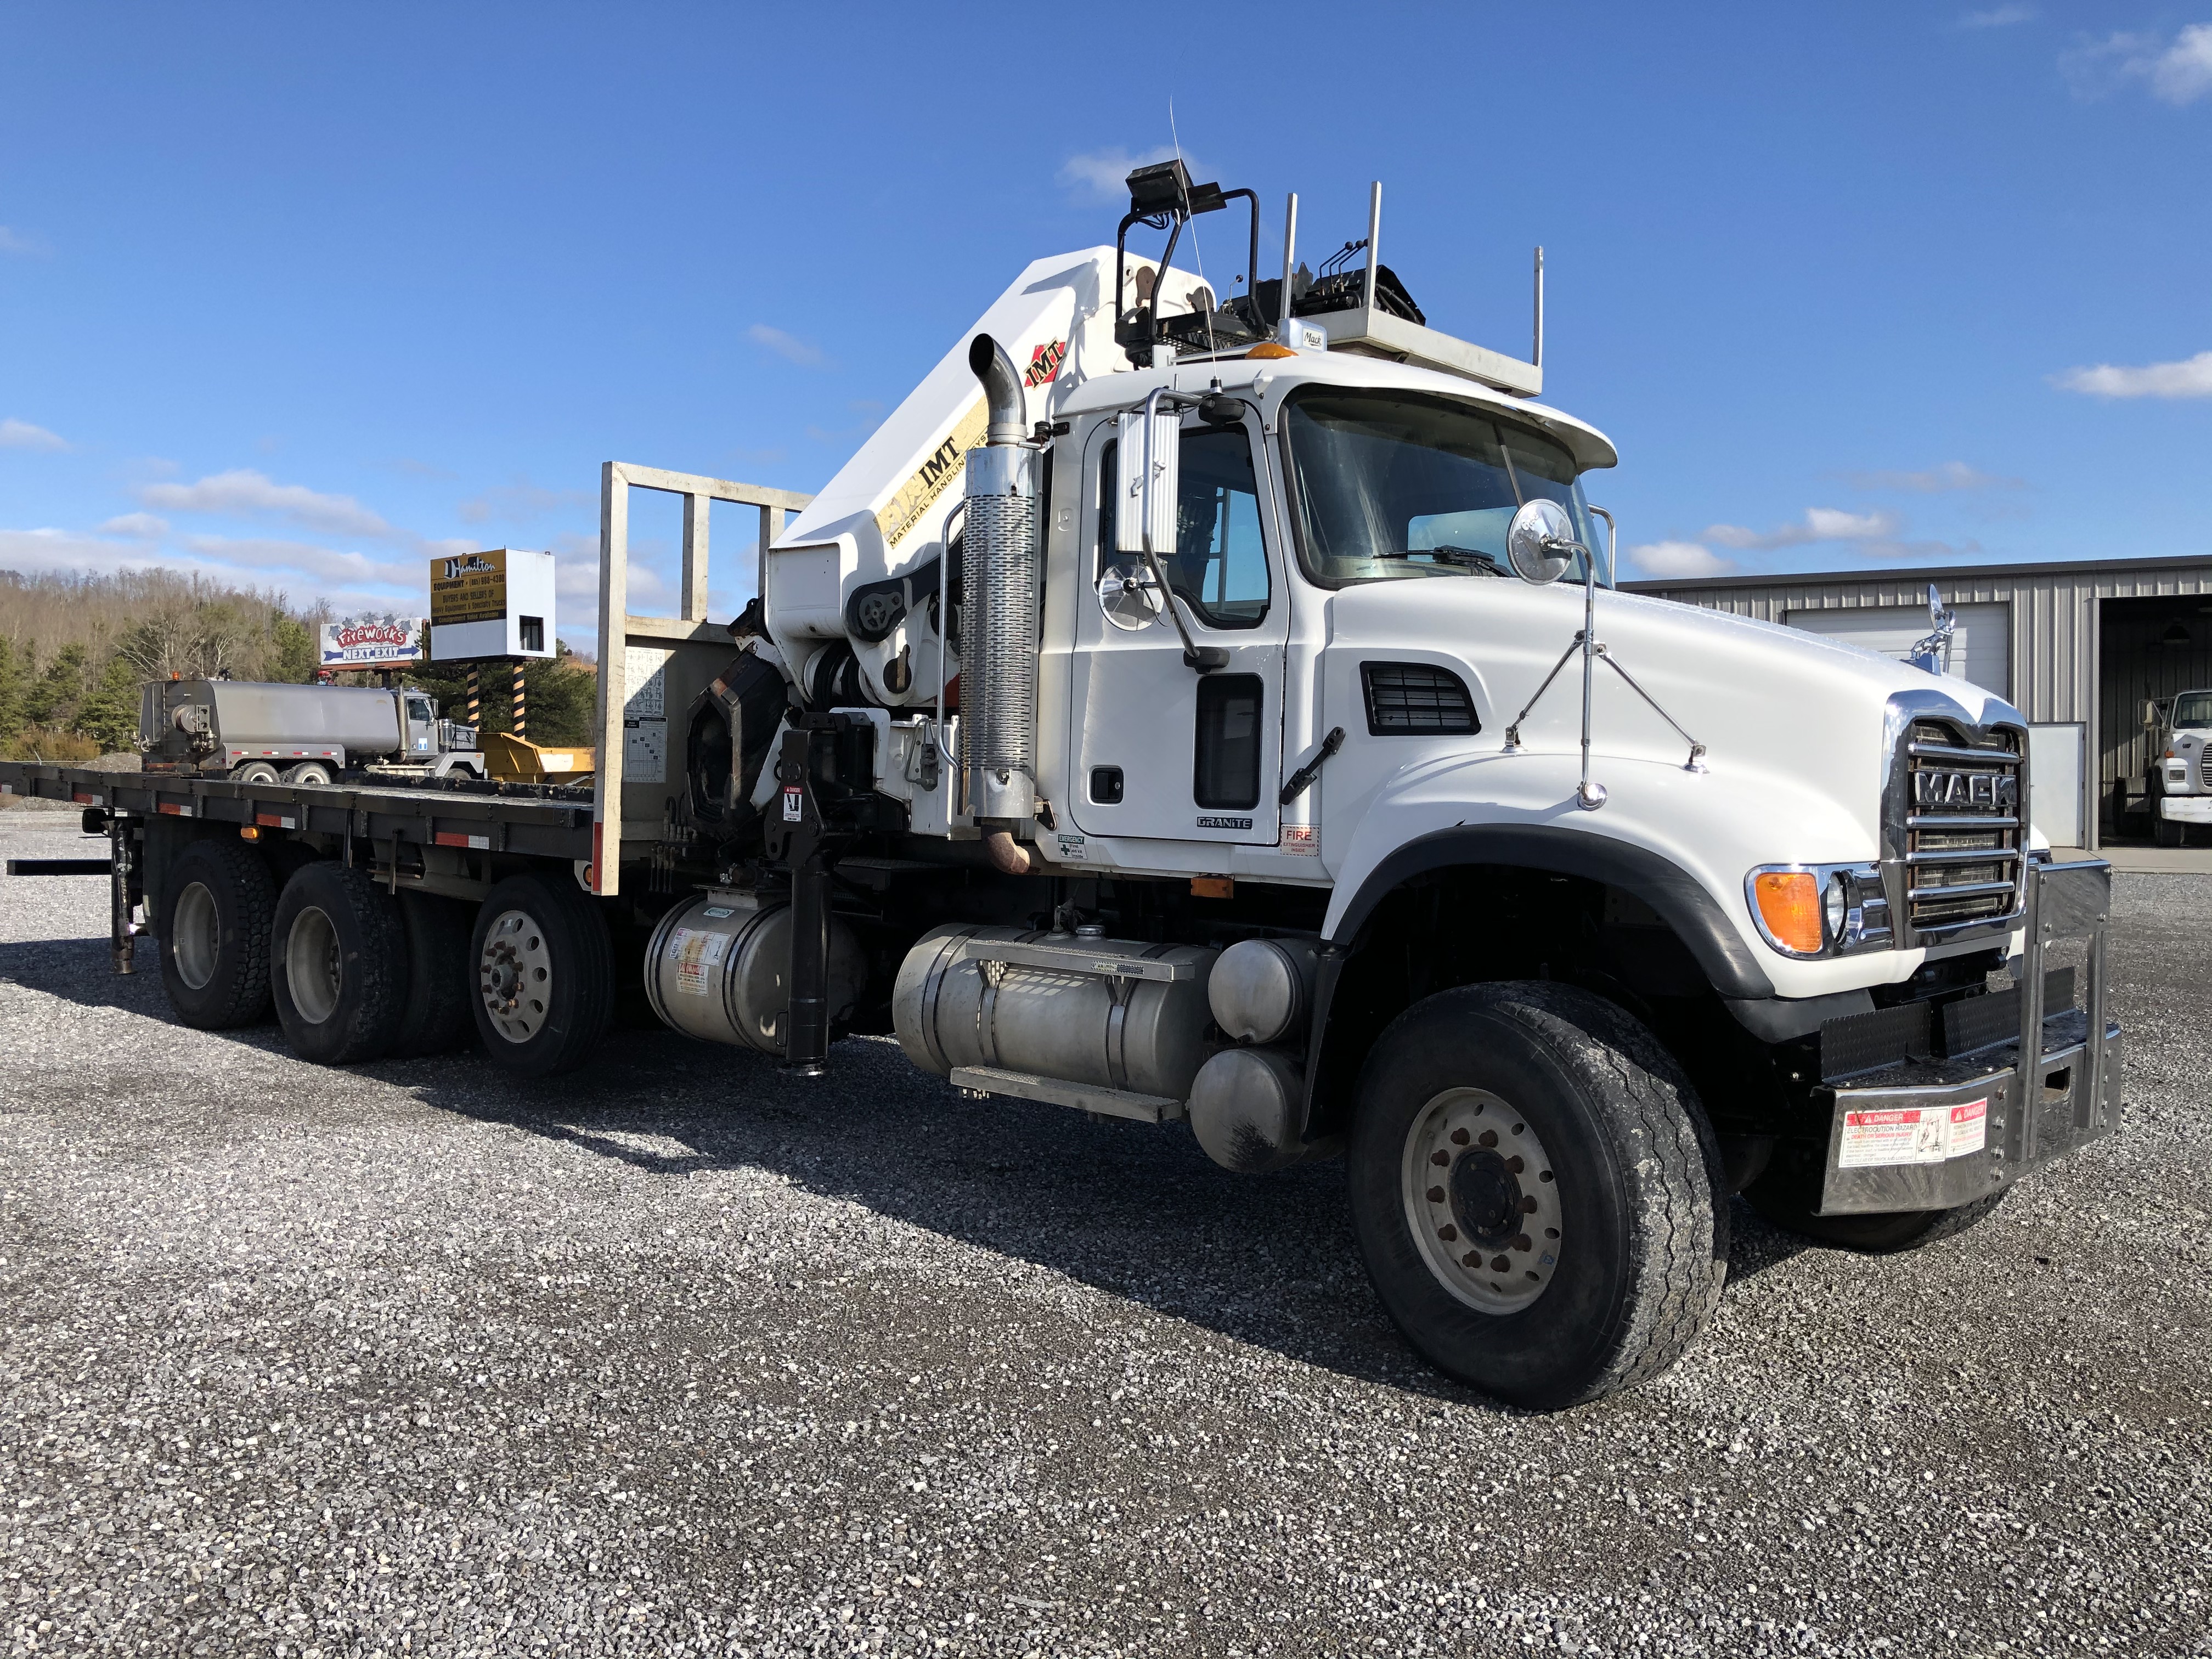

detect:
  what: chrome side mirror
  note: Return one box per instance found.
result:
[1116,404,1180,558]
[1097,561,1164,631]
[1505,498,1581,585]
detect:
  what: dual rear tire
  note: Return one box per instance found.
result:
[159,837,610,1075]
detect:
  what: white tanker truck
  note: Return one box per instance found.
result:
[138,677,484,783]
[3,162,2122,1409]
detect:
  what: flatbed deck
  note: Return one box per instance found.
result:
[0,763,594,862]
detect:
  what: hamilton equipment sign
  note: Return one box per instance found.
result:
[318,617,425,668]
[430,549,509,627]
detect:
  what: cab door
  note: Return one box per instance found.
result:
[404,693,438,757]
[1066,408,1286,847]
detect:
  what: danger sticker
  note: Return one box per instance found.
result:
[1838,1098,1990,1168]
[782,786,803,822]
[667,927,731,997]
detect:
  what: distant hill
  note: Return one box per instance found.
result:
[0,568,596,759]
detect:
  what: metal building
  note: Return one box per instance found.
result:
[1624,554,2212,851]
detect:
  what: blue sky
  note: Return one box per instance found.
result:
[2,2,2207,653]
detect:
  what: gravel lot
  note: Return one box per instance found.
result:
[2,810,2208,1658]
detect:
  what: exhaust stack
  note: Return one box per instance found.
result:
[961,335,1042,851]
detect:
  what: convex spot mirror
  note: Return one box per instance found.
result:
[1505,498,1582,586]
[1098,561,1165,631]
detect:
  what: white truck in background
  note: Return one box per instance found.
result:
[4,161,2122,1409]
[2147,689,2212,847]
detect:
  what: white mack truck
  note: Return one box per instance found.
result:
[2,163,2121,1409]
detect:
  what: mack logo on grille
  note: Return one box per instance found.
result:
[1911,769,2018,811]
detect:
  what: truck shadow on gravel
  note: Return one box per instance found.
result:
[7,933,1811,1398]
[384,1023,1814,1402]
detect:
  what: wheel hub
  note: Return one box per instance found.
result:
[479,909,552,1043]
[1401,1087,1564,1314]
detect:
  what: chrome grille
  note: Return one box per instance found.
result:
[2201,755,2211,790]
[1898,720,2023,940]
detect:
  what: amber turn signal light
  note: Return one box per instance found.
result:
[1752,871,1823,955]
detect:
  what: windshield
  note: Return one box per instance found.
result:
[1282,387,1604,586]
[2175,692,2212,729]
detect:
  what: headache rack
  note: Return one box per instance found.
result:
[1887,716,2026,947]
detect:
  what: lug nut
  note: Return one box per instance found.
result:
[1437,1225,1458,1242]
[1505,1155,1525,1174]
[1513,1234,1532,1252]
[1520,1195,1538,1214]
[1478,1130,1499,1148]
[1490,1255,1511,1273]
[1426,1186,1445,1204]
[1431,1150,1450,1166]
[1462,1251,1482,1268]
[1449,1128,1470,1146]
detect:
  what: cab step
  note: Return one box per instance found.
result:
[949,1065,1184,1124]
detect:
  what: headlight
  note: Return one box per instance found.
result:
[1746,862,1891,959]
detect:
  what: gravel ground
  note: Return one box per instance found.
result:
[1,813,2207,1658]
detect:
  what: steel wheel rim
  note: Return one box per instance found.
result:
[286,905,343,1025]
[1401,1087,1563,1315]
[479,908,552,1043]
[236,762,279,783]
[172,881,219,990]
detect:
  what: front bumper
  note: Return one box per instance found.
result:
[2159,794,2212,823]
[1816,857,2120,1216]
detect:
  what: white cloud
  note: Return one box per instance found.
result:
[458,477,591,526]
[1057,145,1186,201]
[2053,349,2212,398]
[1844,461,2022,492]
[0,417,67,451]
[0,527,165,578]
[0,226,50,257]
[1705,507,1900,551]
[2063,24,2212,103]
[137,467,398,538]
[97,512,169,538]
[180,534,421,590]
[1628,541,1734,578]
[1960,4,2034,26]
[747,323,826,368]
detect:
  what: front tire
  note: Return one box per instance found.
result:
[469,873,613,1076]
[1348,981,1728,1410]
[158,837,277,1029]
[270,864,409,1064]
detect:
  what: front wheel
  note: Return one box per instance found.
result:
[1348,981,1728,1411]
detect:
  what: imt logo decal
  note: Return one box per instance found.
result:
[1023,338,1067,389]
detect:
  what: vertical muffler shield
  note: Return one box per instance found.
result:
[960,335,1041,824]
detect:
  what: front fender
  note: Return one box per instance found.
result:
[1322,748,1903,1001]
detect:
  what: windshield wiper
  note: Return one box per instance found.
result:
[1374,545,1503,575]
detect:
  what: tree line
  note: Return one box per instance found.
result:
[0,569,596,761]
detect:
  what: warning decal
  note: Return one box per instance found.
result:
[667,927,731,997]
[1837,1097,1990,1168]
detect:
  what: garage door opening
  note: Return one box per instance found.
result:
[2100,594,2212,843]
